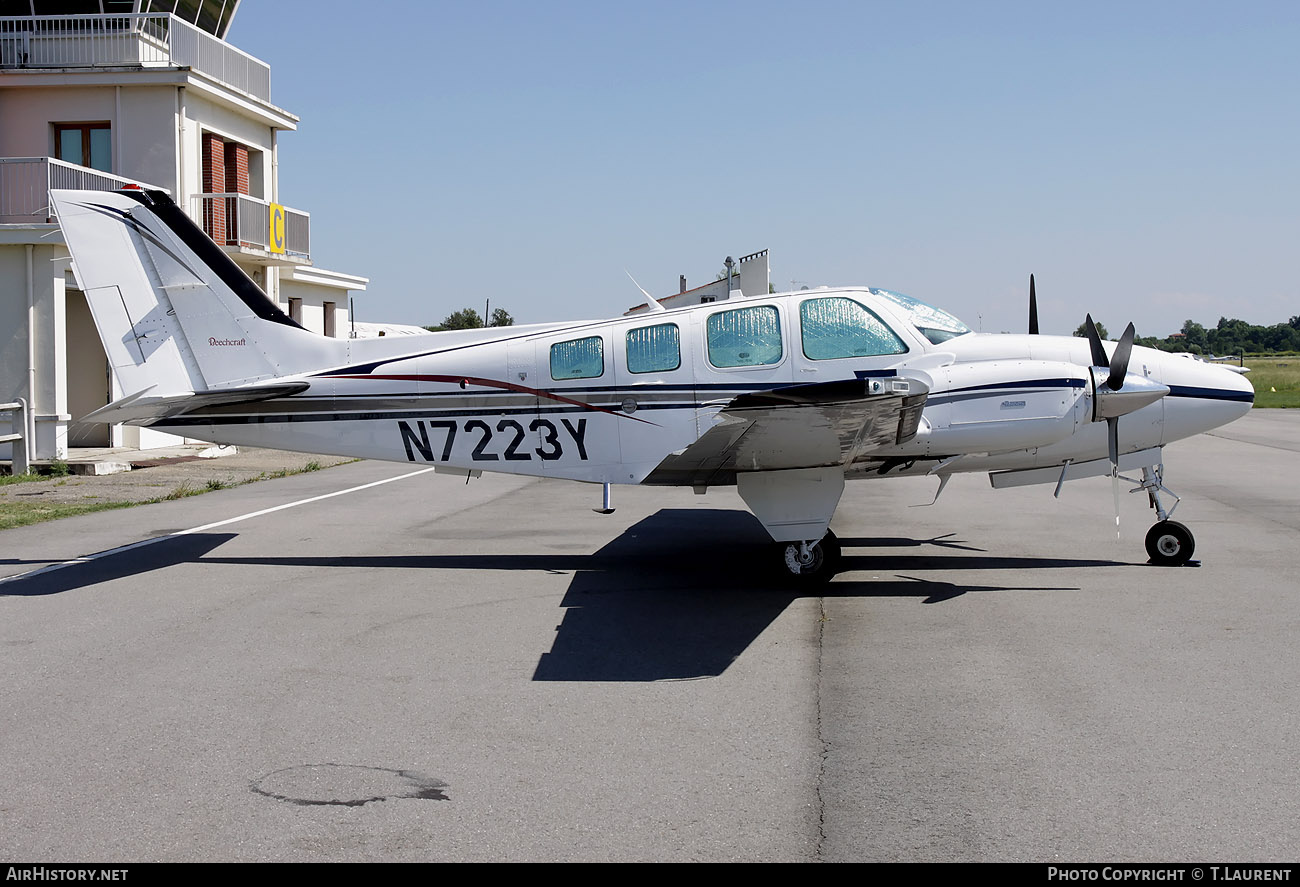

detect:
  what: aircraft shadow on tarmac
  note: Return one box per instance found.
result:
[529,510,1118,681]
[0,533,237,597]
[2,510,1124,681]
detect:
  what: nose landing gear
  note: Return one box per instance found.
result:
[1145,520,1195,566]
[1136,464,1195,566]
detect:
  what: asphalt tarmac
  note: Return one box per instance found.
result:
[0,412,1296,862]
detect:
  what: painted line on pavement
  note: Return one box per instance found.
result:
[0,467,436,587]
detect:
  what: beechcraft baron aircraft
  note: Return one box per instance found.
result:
[49,188,1255,582]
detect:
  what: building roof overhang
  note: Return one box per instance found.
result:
[0,65,299,130]
[283,265,369,292]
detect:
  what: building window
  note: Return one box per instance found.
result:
[323,302,336,338]
[550,336,604,381]
[706,305,782,368]
[54,123,111,173]
[626,323,680,374]
[799,297,907,360]
[288,298,302,324]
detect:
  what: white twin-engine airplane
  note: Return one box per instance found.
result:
[50,188,1255,582]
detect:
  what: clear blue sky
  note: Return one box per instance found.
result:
[229,0,1298,338]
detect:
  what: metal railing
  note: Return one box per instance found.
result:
[0,156,162,224]
[1,399,30,476]
[0,13,271,102]
[0,157,308,260]
[191,192,311,260]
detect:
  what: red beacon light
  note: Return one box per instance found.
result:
[121,183,142,190]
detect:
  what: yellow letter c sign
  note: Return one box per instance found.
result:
[269,203,286,254]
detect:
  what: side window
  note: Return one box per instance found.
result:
[54,123,112,173]
[626,323,680,374]
[706,305,783,368]
[800,297,907,360]
[550,336,604,380]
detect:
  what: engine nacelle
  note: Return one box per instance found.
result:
[897,360,1091,457]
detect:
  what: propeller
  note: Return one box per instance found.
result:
[1029,281,1168,537]
[1082,317,1167,537]
[1028,274,1039,335]
[1084,313,1111,371]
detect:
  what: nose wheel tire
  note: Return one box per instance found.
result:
[779,530,842,583]
[1145,520,1195,566]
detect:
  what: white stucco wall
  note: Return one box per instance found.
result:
[180,90,276,203]
[116,85,183,190]
[0,243,69,461]
[0,86,116,157]
[280,278,349,338]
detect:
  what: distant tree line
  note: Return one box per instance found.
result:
[424,307,514,332]
[1076,316,1300,356]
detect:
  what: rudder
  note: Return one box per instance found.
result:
[52,187,344,396]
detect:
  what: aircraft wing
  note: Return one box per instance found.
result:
[80,382,312,425]
[641,376,927,488]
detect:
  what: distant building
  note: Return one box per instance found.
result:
[625,250,770,315]
[1,0,368,459]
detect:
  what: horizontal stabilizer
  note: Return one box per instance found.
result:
[81,382,311,425]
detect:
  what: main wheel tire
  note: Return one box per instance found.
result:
[779,530,842,583]
[1145,520,1195,566]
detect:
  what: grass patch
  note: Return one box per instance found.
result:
[0,457,355,530]
[1245,358,1300,408]
[0,499,141,531]
[0,460,71,483]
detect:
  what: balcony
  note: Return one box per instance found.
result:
[192,193,311,263]
[0,157,309,264]
[0,13,271,103]
[0,156,160,224]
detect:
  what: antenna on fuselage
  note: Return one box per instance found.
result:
[626,270,666,313]
[1029,274,1040,334]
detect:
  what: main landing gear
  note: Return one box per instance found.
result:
[1135,463,1195,566]
[737,467,847,585]
[778,530,842,584]
[774,528,847,582]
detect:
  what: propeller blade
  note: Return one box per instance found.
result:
[1107,416,1119,469]
[1108,416,1121,538]
[1085,314,1109,369]
[1106,322,1136,391]
[1029,274,1039,335]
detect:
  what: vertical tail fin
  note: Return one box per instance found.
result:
[51,188,344,396]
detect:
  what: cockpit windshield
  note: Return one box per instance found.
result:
[871,289,972,344]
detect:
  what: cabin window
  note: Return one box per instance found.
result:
[799,297,907,360]
[626,323,680,374]
[706,305,783,368]
[871,288,971,344]
[550,336,604,380]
